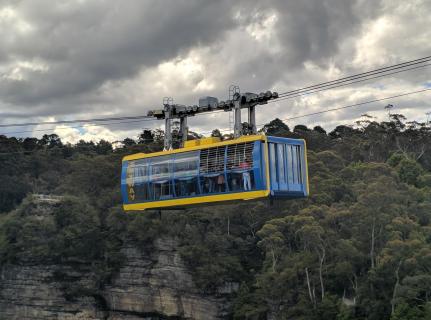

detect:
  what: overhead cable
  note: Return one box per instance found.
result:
[272,63,431,103]
[0,115,154,129]
[276,55,431,98]
[269,88,431,125]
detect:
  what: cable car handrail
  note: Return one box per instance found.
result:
[177,176,196,181]
[230,168,253,174]
[201,172,222,177]
[152,179,170,184]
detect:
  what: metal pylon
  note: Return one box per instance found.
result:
[163,97,174,150]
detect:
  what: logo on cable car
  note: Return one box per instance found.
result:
[129,187,135,200]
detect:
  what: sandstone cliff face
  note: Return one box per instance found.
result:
[0,264,104,320]
[104,238,229,319]
[0,238,229,320]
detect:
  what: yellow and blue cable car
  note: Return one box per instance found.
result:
[121,135,308,211]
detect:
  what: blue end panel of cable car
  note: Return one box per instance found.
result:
[121,161,129,204]
[267,136,308,198]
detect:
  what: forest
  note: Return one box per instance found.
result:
[0,114,431,320]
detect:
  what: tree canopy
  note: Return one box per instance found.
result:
[1,114,431,319]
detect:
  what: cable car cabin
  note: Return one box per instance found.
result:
[121,135,309,211]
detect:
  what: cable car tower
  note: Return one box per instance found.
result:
[148,86,279,150]
[122,86,309,211]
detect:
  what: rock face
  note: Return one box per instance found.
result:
[0,238,229,320]
[105,238,228,319]
[0,264,104,320]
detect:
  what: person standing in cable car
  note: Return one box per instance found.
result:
[217,172,225,192]
[210,163,223,192]
[239,157,252,190]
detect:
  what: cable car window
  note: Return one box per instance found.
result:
[200,147,224,174]
[226,142,253,169]
[200,147,225,194]
[126,161,135,186]
[149,156,174,200]
[226,142,255,191]
[269,143,277,188]
[175,151,199,177]
[134,160,150,201]
[125,161,136,202]
[174,152,200,197]
[124,159,151,202]
[296,146,303,184]
[277,144,286,185]
[134,163,148,184]
[286,145,294,185]
[150,156,170,180]
[291,146,298,184]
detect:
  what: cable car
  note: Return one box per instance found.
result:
[121,135,309,211]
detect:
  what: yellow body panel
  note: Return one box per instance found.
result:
[184,137,221,147]
[183,140,199,147]
[198,137,221,145]
[123,190,270,211]
[123,135,267,161]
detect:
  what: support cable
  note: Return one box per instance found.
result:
[276,56,431,98]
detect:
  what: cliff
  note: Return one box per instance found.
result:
[0,237,229,319]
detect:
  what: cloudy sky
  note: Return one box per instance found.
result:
[0,0,430,143]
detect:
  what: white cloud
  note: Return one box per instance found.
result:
[245,12,278,42]
[1,59,49,81]
[52,124,123,144]
[354,16,395,67]
[0,6,33,34]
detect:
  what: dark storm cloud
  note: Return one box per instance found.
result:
[200,0,385,98]
[0,0,240,105]
[0,0,383,107]
[272,0,379,66]
[235,0,383,81]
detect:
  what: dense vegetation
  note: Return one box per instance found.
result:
[1,115,431,319]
